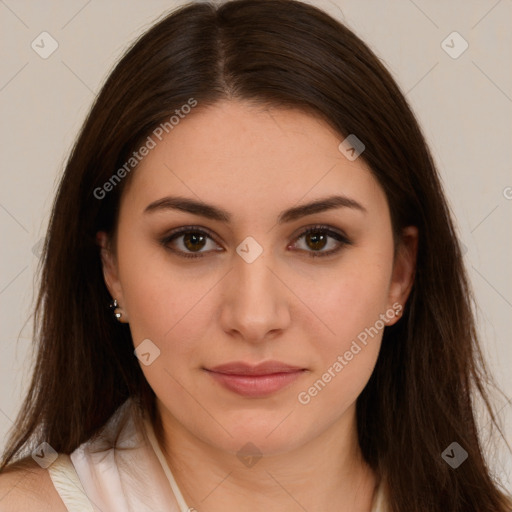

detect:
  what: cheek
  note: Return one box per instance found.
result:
[116,236,218,398]
[301,246,393,403]
[297,291,387,421]
[315,252,393,346]
[116,230,208,341]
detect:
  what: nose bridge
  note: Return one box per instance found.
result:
[220,243,290,341]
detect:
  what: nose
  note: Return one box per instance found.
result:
[219,247,291,344]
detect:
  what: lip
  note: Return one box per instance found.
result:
[208,361,305,375]
[205,361,307,398]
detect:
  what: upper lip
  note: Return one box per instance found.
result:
[206,361,306,376]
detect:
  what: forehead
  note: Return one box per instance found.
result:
[120,100,386,220]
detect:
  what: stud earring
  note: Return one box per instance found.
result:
[109,299,123,322]
[395,307,402,317]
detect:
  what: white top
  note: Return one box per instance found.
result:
[48,400,388,511]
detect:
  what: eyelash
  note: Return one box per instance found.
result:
[160,224,352,260]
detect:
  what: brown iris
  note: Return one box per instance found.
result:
[183,233,207,252]
[305,231,328,251]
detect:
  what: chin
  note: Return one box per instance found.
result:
[205,414,311,457]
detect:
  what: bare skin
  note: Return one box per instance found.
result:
[0,460,66,511]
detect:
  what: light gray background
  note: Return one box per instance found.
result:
[1,0,511,491]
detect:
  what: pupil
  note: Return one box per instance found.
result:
[184,233,206,251]
[307,232,326,251]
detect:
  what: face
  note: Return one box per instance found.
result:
[98,100,416,457]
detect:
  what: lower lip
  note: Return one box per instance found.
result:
[206,370,305,397]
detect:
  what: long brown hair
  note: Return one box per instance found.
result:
[2,1,510,510]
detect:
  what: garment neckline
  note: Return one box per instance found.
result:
[143,417,191,512]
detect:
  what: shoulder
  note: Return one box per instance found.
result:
[0,458,67,512]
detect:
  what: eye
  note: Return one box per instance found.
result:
[160,226,222,259]
[289,225,352,258]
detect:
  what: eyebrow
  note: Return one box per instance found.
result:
[144,194,367,224]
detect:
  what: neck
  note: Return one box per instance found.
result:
[155,402,378,512]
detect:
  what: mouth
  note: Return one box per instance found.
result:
[204,361,308,398]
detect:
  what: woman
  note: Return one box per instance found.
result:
[0,0,510,510]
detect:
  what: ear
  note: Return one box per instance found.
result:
[96,231,126,310]
[386,226,418,325]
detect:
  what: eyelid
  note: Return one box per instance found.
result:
[159,224,352,259]
[162,224,219,242]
